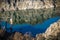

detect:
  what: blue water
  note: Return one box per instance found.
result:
[0,16,60,37]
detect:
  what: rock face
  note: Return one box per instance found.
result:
[0,0,55,11]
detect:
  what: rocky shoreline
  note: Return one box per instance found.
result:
[0,19,60,40]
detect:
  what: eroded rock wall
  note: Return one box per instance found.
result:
[0,0,55,11]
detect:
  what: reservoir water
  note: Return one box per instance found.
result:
[0,7,60,37]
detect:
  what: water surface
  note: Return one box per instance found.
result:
[0,8,60,37]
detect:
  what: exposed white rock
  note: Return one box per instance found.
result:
[0,0,54,11]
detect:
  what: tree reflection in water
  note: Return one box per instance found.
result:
[0,8,58,25]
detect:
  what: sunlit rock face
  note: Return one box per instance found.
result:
[44,0,54,8]
[43,19,60,40]
[0,0,55,11]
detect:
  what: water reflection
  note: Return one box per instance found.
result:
[0,8,59,24]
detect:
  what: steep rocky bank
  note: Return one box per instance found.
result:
[0,0,57,11]
[43,19,60,40]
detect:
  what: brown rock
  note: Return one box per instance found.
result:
[13,32,24,40]
[0,29,5,37]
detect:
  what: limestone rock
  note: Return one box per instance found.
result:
[0,0,54,11]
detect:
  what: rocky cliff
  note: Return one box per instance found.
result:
[0,0,57,11]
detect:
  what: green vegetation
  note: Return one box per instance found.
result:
[0,8,58,25]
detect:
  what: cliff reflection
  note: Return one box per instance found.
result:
[0,8,58,24]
